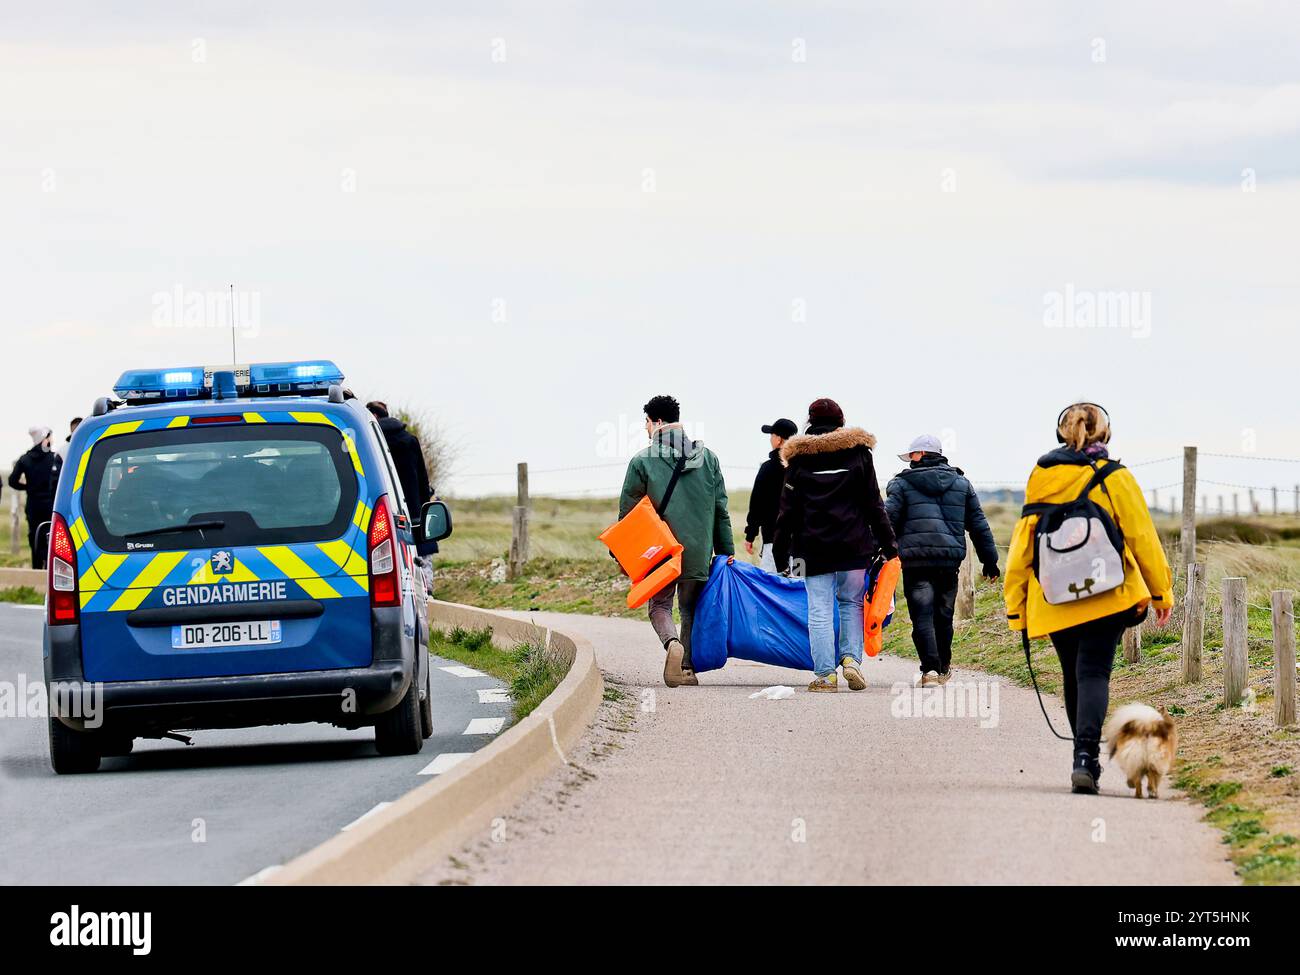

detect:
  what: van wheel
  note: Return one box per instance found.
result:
[419,661,433,740]
[48,717,102,774]
[375,675,424,756]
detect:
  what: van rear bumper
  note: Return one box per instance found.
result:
[45,605,417,735]
[50,660,412,735]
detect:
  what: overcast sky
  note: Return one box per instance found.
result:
[6,1,1300,507]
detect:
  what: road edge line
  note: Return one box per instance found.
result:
[263,598,603,885]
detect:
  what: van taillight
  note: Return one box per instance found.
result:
[368,495,401,607]
[48,513,78,625]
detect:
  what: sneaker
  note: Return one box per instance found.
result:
[840,657,866,691]
[678,668,699,687]
[920,670,941,688]
[808,673,838,693]
[1070,752,1101,794]
[663,639,689,687]
[938,669,953,685]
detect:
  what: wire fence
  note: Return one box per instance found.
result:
[446,447,1300,514]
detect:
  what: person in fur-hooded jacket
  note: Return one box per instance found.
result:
[773,398,897,693]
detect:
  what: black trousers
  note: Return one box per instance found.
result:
[26,503,53,570]
[903,566,959,674]
[1048,611,1128,760]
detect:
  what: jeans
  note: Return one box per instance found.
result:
[647,578,705,669]
[902,567,959,674]
[806,569,866,677]
[1048,611,1128,760]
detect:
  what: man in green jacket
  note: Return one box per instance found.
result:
[618,394,735,687]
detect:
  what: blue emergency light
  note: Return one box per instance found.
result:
[112,360,345,403]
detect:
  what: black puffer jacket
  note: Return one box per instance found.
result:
[743,448,783,546]
[772,426,897,576]
[885,455,998,571]
[8,446,62,511]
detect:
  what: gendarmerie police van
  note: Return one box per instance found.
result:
[43,360,452,773]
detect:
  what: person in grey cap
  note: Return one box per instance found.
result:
[885,434,999,687]
[744,418,797,572]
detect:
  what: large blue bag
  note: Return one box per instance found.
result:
[691,556,892,673]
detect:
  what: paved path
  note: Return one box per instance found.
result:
[0,603,510,885]
[421,611,1236,885]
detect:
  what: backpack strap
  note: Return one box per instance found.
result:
[1019,460,1125,519]
[657,448,691,514]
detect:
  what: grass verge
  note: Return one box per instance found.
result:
[430,625,569,723]
[0,585,43,605]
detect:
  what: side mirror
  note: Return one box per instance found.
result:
[420,500,453,542]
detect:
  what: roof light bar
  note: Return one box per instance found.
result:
[112,360,344,404]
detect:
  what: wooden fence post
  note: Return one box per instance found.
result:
[1222,577,1248,707]
[1181,446,1197,571]
[1273,590,1297,727]
[1182,563,1205,683]
[508,462,530,579]
[956,543,975,621]
[1272,486,1279,516]
[1123,619,1142,664]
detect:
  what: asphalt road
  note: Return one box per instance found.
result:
[0,602,511,885]
[421,611,1238,885]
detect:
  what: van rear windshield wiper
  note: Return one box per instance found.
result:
[123,520,226,540]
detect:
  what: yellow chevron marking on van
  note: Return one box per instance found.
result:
[79,553,128,605]
[350,574,369,593]
[74,421,143,491]
[243,412,266,423]
[187,558,261,585]
[341,430,364,475]
[72,448,94,492]
[317,539,368,577]
[108,551,187,611]
[258,546,341,599]
[70,517,89,550]
[167,415,190,428]
[352,501,371,531]
[103,420,144,438]
[289,411,334,427]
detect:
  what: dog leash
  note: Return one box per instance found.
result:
[1021,631,1083,743]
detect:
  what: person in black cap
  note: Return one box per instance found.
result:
[744,418,797,572]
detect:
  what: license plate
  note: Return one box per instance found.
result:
[171,620,282,649]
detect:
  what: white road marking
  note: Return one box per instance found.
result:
[476,688,512,704]
[236,864,282,886]
[341,801,392,831]
[462,717,506,736]
[440,665,486,678]
[418,752,473,776]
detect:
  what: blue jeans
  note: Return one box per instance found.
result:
[806,569,866,678]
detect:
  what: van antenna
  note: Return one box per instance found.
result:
[229,283,238,365]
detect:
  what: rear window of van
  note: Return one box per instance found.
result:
[82,424,359,552]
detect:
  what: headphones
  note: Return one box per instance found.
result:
[1056,402,1111,444]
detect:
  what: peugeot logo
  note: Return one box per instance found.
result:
[211,550,234,574]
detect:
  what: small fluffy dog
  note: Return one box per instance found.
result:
[1103,703,1178,799]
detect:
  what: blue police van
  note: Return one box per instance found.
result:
[43,360,452,773]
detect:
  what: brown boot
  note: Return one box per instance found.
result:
[664,639,689,687]
[678,668,699,686]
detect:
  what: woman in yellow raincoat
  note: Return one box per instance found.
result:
[1004,403,1173,793]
